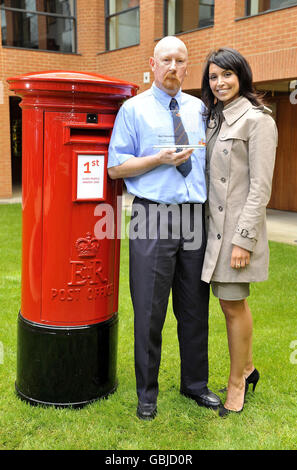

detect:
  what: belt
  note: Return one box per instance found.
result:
[133,196,204,206]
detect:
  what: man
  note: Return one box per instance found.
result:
[108,36,220,420]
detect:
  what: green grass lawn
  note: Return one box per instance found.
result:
[0,203,296,450]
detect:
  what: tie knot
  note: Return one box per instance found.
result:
[169,98,179,111]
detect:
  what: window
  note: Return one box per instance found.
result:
[105,0,140,51]
[245,0,297,16]
[165,0,214,36]
[0,1,76,52]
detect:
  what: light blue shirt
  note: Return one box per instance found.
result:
[108,82,207,204]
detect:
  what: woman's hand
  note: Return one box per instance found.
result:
[231,245,251,269]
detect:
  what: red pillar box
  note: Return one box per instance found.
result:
[8,71,138,407]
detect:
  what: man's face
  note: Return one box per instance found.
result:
[150,42,188,96]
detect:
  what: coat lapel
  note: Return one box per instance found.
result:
[222,96,253,126]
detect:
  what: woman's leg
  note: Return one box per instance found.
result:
[244,332,255,378]
[219,298,253,411]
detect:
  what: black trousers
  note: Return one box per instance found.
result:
[129,197,210,403]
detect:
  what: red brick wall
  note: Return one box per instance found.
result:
[0,0,105,197]
[95,0,297,90]
[183,0,297,89]
[1,0,297,198]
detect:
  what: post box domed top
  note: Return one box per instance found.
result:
[7,70,139,99]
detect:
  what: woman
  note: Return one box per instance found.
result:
[201,48,278,416]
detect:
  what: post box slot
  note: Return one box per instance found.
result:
[69,127,111,143]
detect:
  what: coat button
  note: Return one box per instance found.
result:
[223,149,228,155]
[221,177,226,183]
[217,234,221,240]
[218,206,223,212]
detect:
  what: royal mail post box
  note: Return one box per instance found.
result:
[8,71,138,407]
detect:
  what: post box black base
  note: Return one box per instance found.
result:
[15,312,118,408]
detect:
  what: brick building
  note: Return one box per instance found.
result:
[1,0,297,211]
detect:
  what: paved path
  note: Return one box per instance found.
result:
[266,209,297,246]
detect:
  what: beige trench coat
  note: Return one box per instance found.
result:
[201,96,278,284]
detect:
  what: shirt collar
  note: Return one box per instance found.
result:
[152,82,182,109]
[222,96,253,126]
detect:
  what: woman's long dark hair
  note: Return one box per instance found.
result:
[201,48,264,123]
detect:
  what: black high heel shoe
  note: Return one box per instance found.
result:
[246,368,260,392]
[219,380,248,418]
[219,368,260,394]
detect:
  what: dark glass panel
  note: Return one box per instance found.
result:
[108,8,139,50]
[1,9,75,51]
[109,0,139,15]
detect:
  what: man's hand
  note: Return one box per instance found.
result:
[108,148,194,180]
[158,148,193,167]
[231,245,251,269]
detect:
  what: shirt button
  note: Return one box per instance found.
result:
[217,234,221,240]
[221,177,226,183]
[218,206,223,212]
[223,149,228,155]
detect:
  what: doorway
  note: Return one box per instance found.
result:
[9,96,22,188]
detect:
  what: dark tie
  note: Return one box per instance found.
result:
[169,98,192,177]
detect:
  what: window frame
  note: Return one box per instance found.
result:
[104,0,140,52]
[243,0,297,18]
[0,1,77,53]
[163,0,215,37]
